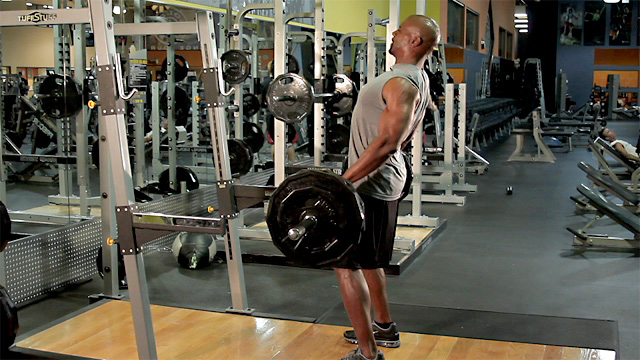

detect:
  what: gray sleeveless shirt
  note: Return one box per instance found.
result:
[348,63,430,200]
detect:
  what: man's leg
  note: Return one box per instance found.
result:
[335,268,377,359]
[363,268,392,324]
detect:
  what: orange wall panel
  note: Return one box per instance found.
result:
[593,71,639,88]
[594,49,640,66]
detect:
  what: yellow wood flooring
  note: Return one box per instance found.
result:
[16,300,615,360]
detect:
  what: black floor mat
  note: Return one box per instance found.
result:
[317,303,618,352]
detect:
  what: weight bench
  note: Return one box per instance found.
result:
[590,137,640,189]
[576,162,638,212]
[508,109,573,163]
[567,184,639,249]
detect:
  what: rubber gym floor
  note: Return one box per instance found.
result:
[6,119,639,360]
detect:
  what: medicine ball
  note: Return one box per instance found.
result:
[172,232,217,270]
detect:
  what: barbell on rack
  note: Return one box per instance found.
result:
[266,73,357,124]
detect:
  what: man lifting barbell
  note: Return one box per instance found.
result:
[335,15,440,360]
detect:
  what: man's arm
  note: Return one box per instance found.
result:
[614,143,640,162]
[343,77,419,183]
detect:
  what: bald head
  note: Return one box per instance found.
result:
[389,15,441,65]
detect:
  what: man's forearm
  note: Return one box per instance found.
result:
[344,136,398,183]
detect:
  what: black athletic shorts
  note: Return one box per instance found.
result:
[333,193,400,269]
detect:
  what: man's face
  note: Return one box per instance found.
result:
[603,129,616,140]
[389,19,416,56]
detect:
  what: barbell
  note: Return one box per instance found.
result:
[266,73,357,124]
[266,169,364,267]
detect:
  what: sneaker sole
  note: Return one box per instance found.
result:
[344,337,401,348]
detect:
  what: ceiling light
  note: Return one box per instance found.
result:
[515,24,528,28]
[26,1,33,5]
[113,5,121,14]
[514,19,528,23]
[519,29,529,33]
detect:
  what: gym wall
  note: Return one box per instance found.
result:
[554,0,639,108]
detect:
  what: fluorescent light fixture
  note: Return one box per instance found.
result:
[26,1,33,4]
[514,19,528,23]
[515,13,528,18]
[519,29,529,33]
[515,24,529,28]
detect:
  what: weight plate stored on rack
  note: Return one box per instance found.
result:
[326,124,350,154]
[36,74,83,119]
[326,74,357,118]
[243,122,265,154]
[221,50,250,85]
[160,85,191,127]
[161,54,190,82]
[266,73,313,124]
[266,170,364,267]
[243,93,261,117]
[158,166,200,193]
[227,138,253,177]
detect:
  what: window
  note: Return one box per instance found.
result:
[466,9,479,50]
[447,0,465,47]
[498,27,512,58]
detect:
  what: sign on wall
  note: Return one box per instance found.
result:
[559,2,583,46]
[583,1,606,46]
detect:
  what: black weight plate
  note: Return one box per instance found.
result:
[227,138,253,177]
[161,54,190,82]
[0,285,19,355]
[243,122,265,154]
[160,86,190,127]
[159,166,200,193]
[327,74,357,117]
[0,201,10,252]
[37,74,82,119]
[326,124,350,154]
[266,73,313,124]
[243,93,261,117]
[266,170,364,267]
[221,50,250,85]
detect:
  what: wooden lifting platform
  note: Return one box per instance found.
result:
[14,300,616,360]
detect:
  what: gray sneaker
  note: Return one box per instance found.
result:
[343,322,401,348]
[340,348,385,360]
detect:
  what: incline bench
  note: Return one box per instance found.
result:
[567,184,639,249]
